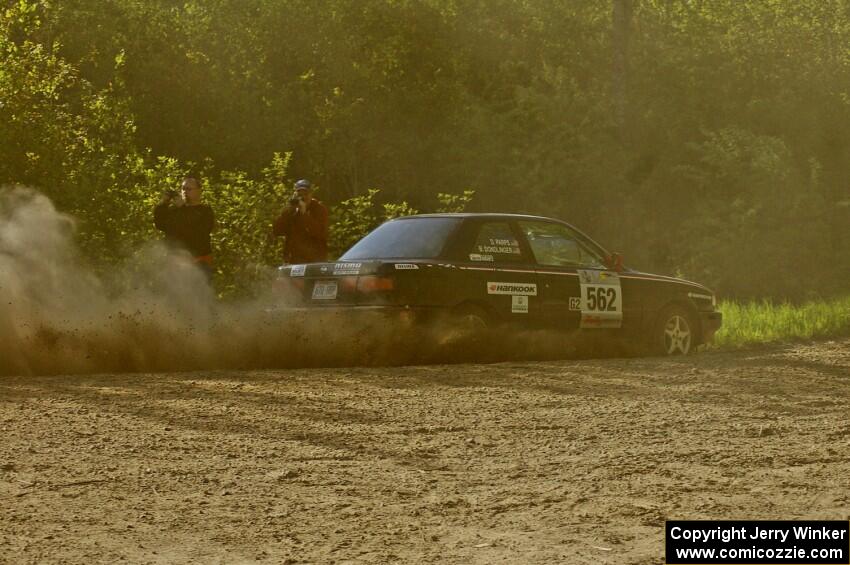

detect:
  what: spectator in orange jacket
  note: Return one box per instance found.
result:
[272,179,329,264]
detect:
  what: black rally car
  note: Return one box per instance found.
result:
[275,214,722,355]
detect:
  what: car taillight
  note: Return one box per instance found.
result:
[356,275,395,292]
[274,275,304,297]
[339,276,358,292]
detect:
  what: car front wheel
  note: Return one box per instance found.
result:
[651,305,695,356]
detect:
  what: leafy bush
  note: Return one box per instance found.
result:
[6,0,850,302]
[436,190,475,213]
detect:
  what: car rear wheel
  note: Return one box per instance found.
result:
[432,304,491,350]
[651,305,695,356]
[452,304,490,331]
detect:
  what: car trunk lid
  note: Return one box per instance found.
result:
[276,261,394,305]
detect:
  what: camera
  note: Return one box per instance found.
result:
[289,194,303,206]
[165,189,178,198]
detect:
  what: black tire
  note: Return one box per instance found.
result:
[451,303,491,331]
[649,304,696,356]
[430,303,492,352]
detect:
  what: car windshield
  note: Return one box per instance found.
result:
[340,217,461,260]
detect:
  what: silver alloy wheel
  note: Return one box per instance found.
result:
[663,314,692,355]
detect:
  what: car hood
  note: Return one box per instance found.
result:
[622,270,714,294]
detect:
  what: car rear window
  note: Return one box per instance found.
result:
[339,217,461,260]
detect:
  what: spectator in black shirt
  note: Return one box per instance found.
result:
[154,176,215,279]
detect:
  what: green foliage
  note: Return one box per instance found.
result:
[328,188,420,258]
[327,188,473,258]
[3,0,850,301]
[382,201,419,221]
[668,128,834,299]
[436,190,475,213]
[99,152,294,297]
[204,153,292,297]
[327,189,382,259]
[715,297,850,348]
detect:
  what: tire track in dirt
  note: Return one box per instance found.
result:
[1,340,849,564]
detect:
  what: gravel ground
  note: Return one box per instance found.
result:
[2,340,849,564]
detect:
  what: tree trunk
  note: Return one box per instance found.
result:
[612,0,633,142]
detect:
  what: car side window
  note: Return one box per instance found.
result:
[469,222,525,263]
[519,221,606,268]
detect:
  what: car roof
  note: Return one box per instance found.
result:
[391,213,611,257]
[393,213,565,222]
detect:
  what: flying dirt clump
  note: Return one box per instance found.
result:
[0,188,598,376]
[0,188,406,375]
[0,188,468,375]
[0,187,216,374]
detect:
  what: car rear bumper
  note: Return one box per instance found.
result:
[698,310,722,344]
[264,304,439,324]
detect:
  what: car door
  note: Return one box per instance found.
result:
[453,219,543,327]
[517,220,638,332]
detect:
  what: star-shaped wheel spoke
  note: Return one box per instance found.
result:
[664,316,691,355]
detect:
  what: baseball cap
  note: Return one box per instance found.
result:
[294,179,312,190]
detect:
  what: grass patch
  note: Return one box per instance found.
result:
[714,296,850,348]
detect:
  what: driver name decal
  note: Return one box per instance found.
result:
[477,238,521,255]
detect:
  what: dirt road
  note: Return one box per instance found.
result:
[2,340,849,564]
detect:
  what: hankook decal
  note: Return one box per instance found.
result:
[487,282,538,296]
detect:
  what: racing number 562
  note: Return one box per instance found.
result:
[586,286,617,312]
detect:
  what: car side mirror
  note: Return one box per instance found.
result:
[606,252,624,272]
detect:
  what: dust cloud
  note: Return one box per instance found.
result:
[0,188,596,376]
[0,187,388,375]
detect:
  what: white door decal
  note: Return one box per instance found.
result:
[512,295,529,314]
[578,270,622,328]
